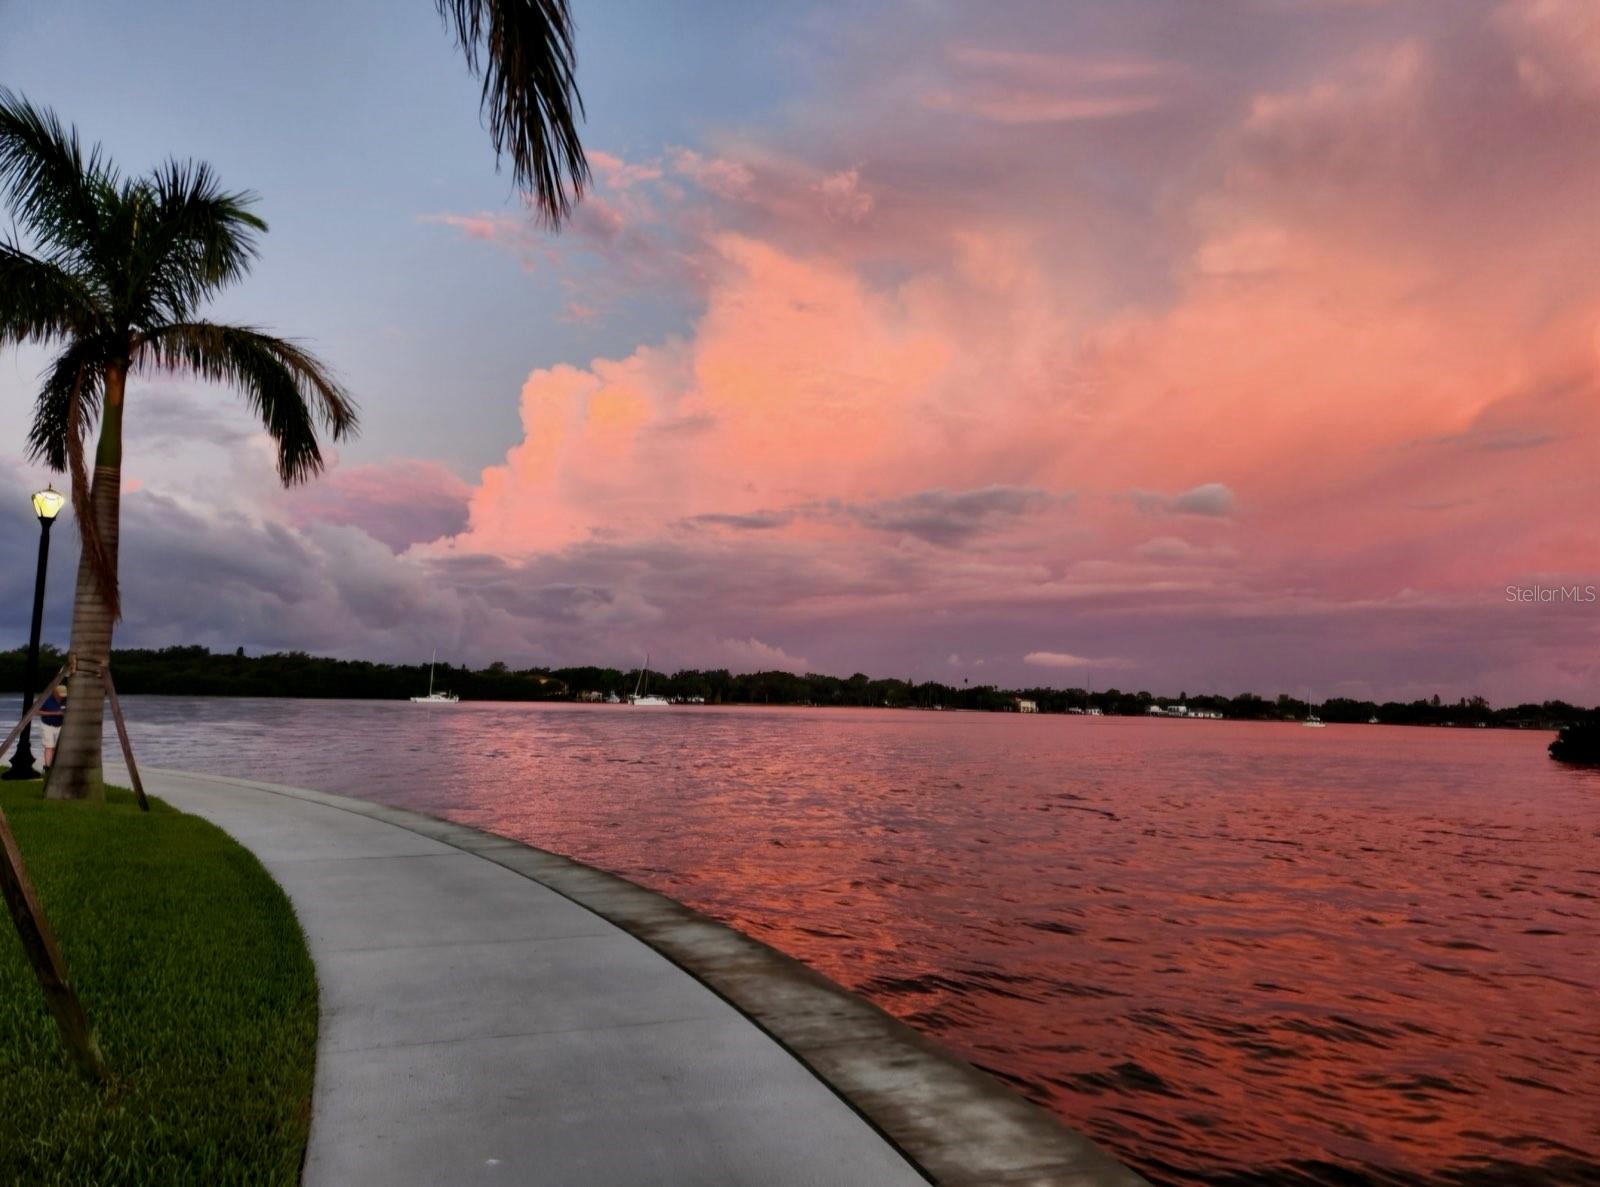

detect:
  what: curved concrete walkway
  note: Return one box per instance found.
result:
[128,768,1148,1187]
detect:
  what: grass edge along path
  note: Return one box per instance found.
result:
[0,777,317,1186]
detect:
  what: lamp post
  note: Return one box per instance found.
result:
[3,486,66,781]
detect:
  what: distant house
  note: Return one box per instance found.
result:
[1017,698,1039,713]
[1148,704,1222,719]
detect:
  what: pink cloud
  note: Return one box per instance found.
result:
[715,636,811,673]
[948,48,1171,83]
[923,89,1162,123]
[1024,651,1131,670]
[287,460,472,553]
[670,149,756,200]
[812,168,874,222]
[1493,0,1600,100]
[588,149,663,189]
[921,45,1172,124]
[419,212,523,243]
[569,196,626,240]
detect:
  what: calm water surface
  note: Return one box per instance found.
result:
[113,699,1599,1187]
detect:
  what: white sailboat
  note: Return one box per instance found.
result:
[411,650,459,704]
[628,655,670,706]
[1302,689,1325,727]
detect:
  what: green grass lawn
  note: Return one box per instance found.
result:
[0,778,317,1185]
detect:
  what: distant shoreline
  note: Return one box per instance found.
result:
[1,645,1585,730]
[45,692,1567,732]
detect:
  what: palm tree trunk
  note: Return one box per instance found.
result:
[48,367,124,803]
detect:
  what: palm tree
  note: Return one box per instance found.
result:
[436,0,589,224]
[0,92,357,801]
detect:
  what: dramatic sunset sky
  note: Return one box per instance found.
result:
[2,0,1598,701]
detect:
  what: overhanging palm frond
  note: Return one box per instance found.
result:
[0,242,102,349]
[139,160,265,322]
[27,339,105,471]
[437,0,589,225]
[0,89,114,270]
[136,322,358,483]
[28,342,118,617]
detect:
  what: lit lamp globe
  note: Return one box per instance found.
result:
[32,487,65,524]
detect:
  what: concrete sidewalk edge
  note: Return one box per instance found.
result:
[140,767,1149,1187]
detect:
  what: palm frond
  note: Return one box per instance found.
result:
[437,0,588,225]
[0,89,114,272]
[27,340,105,472]
[0,241,103,350]
[136,160,265,323]
[136,322,358,484]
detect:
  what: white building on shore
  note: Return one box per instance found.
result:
[1148,704,1223,719]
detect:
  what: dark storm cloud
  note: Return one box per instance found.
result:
[1131,483,1237,518]
[688,487,1071,545]
[687,510,795,530]
[841,486,1071,545]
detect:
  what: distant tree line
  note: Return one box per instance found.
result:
[0,645,1586,729]
[0,646,569,702]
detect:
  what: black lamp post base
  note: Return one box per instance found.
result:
[2,756,40,780]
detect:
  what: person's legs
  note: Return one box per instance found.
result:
[41,724,60,770]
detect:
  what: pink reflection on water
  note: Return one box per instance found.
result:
[121,702,1600,1187]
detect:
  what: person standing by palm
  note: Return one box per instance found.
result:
[37,683,66,774]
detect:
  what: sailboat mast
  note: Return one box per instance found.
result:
[429,648,436,697]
